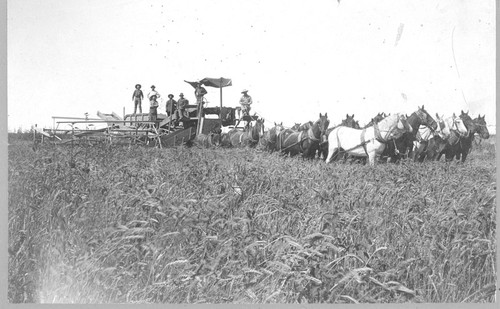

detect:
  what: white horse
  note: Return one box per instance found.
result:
[414,114,468,147]
[325,113,413,165]
[413,113,468,161]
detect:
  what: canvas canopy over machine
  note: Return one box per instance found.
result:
[36,77,242,148]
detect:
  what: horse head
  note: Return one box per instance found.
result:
[299,121,313,131]
[374,113,386,124]
[458,111,476,136]
[474,114,490,139]
[447,115,469,137]
[433,113,450,138]
[255,118,265,139]
[318,113,330,136]
[211,132,221,146]
[291,123,301,131]
[273,122,284,136]
[207,128,220,146]
[414,105,438,130]
[342,114,359,129]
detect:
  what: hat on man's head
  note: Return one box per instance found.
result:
[135,84,141,88]
[241,89,248,93]
[151,85,156,89]
[179,93,184,96]
[168,94,174,98]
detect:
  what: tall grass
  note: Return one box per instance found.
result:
[8,139,496,303]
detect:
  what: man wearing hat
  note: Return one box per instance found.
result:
[132,84,144,114]
[239,89,253,117]
[176,93,189,123]
[147,85,161,102]
[194,82,208,105]
[149,94,159,125]
[165,94,177,117]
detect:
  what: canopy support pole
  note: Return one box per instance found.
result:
[219,77,223,129]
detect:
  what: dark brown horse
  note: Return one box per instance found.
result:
[380,105,437,162]
[439,111,490,162]
[319,114,360,160]
[194,130,221,148]
[277,113,329,159]
[363,112,388,129]
[474,114,491,140]
[414,114,468,162]
[228,118,265,148]
[259,122,284,152]
[297,121,314,131]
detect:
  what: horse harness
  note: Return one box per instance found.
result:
[279,129,320,152]
[339,122,386,156]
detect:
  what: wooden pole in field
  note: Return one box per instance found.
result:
[168,98,173,133]
[196,84,204,135]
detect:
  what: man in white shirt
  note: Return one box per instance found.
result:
[239,89,253,116]
[147,85,161,102]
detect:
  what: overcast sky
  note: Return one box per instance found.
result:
[7,0,496,132]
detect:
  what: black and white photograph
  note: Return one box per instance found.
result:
[6,0,496,304]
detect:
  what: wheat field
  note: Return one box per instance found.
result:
[8,138,496,303]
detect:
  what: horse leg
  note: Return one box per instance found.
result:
[325,147,338,164]
[417,147,427,162]
[460,150,468,163]
[301,148,309,160]
[407,148,414,161]
[322,147,328,161]
[425,146,438,161]
[444,150,455,162]
[302,142,311,160]
[431,143,445,161]
[367,152,376,166]
[414,143,424,162]
[436,149,446,161]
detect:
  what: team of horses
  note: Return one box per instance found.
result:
[194,106,490,165]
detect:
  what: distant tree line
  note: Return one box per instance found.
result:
[8,128,36,143]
